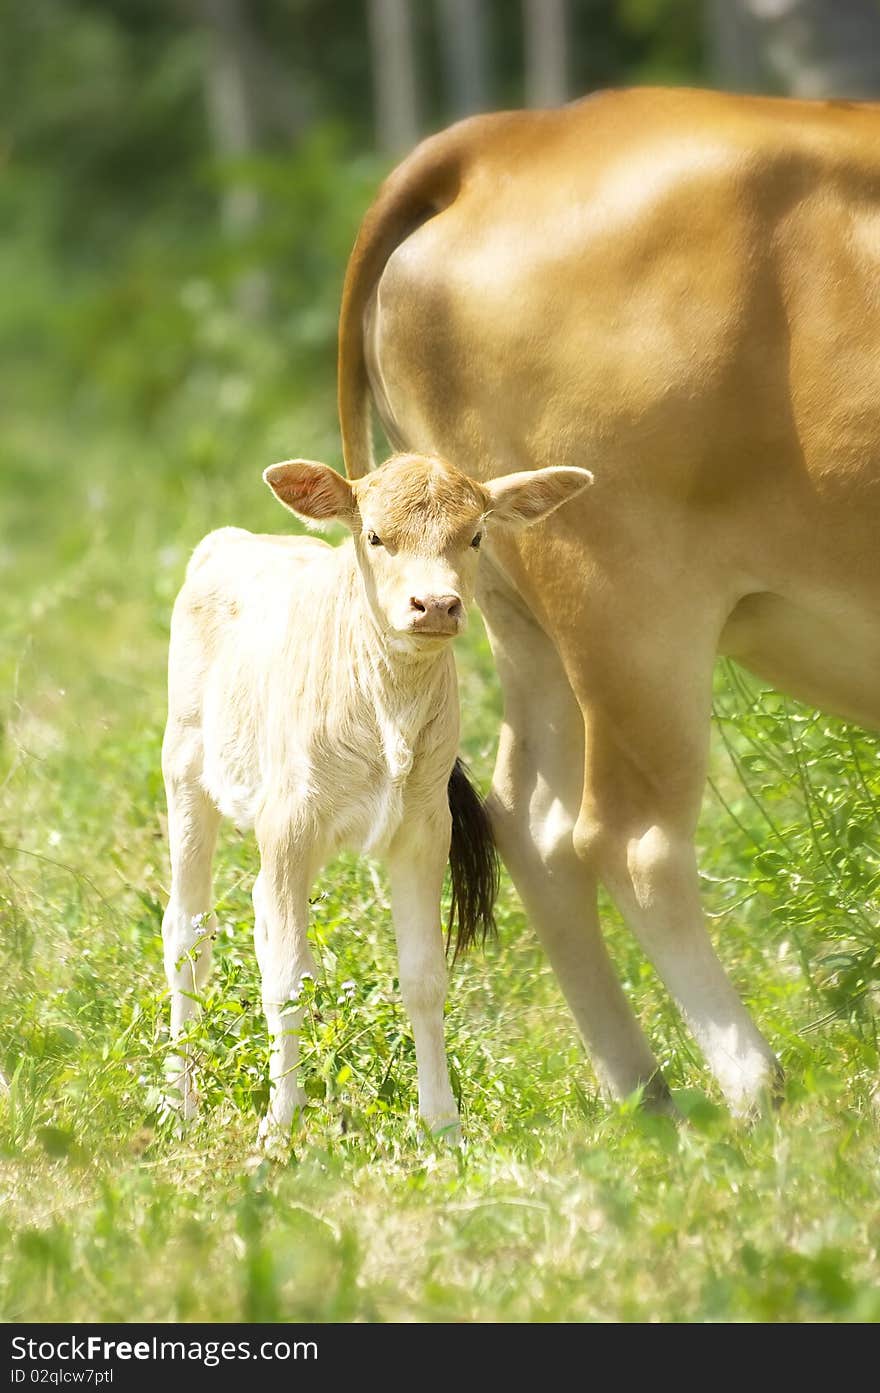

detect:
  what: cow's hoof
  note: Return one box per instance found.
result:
[641,1072,680,1118]
[726,1061,786,1123]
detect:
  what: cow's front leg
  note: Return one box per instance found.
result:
[479,564,669,1109]
[388,809,459,1138]
[559,586,782,1116]
[254,803,318,1148]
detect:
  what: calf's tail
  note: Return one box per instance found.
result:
[447,757,499,961]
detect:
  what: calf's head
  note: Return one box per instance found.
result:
[264,453,592,652]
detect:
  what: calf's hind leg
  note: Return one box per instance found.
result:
[254,804,318,1145]
[387,811,459,1135]
[161,729,220,1119]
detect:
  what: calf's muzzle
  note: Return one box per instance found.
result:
[408,593,463,635]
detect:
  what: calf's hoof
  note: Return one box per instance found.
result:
[424,1113,462,1147]
[258,1125,291,1161]
[160,1096,198,1138]
[161,1073,200,1129]
[257,1096,306,1156]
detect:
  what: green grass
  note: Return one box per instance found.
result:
[3,346,880,1324]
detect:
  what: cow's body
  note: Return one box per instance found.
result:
[338,87,880,1111]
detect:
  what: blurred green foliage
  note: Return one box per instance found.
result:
[2,0,879,1328]
[0,1,707,501]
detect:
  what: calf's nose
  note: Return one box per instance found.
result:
[409,593,463,628]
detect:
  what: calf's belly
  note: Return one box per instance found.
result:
[201,737,408,855]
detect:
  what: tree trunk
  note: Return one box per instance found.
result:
[367,0,420,155]
[436,0,489,117]
[196,0,270,317]
[705,1,762,92]
[708,0,880,99]
[523,0,568,108]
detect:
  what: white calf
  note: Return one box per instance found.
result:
[161,452,590,1144]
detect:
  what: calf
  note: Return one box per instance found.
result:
[161,452,590,1143]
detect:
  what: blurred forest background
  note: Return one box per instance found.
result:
[4,1,880,1324]
[6,0,880,497]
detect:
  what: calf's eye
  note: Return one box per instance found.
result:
[367,530,383,547]
[471,532,482,549]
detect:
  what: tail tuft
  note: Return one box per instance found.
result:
[447,757,499,961]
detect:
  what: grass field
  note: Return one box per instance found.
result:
[3,344,880,1323]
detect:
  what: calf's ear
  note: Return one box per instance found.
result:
[484,466,593,528]
[263,460,356,529]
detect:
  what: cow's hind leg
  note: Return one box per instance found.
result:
[561,589,782,1115]
[162,727,220,1120]
[478,564,668,1107]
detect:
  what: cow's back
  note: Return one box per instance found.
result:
[367,89,880,609]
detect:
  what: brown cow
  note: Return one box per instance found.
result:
[334,86,880,1114]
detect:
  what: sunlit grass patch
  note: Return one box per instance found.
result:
[2,362,880,1322]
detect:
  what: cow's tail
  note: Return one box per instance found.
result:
[337,125,471,480]
[446,757,499,962]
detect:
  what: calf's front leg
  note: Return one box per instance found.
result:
[161,738,220,1121]
[388,812,460,1138]
[253,805,318,1147]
